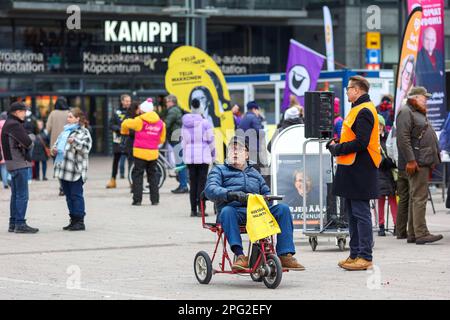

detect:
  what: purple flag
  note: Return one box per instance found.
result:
[282,39,325,110]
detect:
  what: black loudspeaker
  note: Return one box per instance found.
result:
[304,91,334,139]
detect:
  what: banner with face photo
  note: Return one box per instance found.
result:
[408,0,448,134]
[408,0,446,132]
[165,61,234,162]
[168,46,232,111]
[167,47,235,160]
[275,154,332,230]
[393,6,423,121]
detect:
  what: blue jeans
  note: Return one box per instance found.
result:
[119,154,126,177]
[219,203,295,256]
[345,199,373,261]
[34,161,47,179]
[9,168,30,226]
[0,163,10,187]
[60,179,86,218]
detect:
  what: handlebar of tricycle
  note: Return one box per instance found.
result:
[263,195,284,201]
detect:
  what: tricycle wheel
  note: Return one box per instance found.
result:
[263,254,283,289]
[338,238,346,251]
[309,237,318,251]
[194,251,212,284]
[250,270,263,282]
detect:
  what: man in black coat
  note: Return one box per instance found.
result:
[327,75,380,271]
[106,94,131,188]
[1,102,39,233]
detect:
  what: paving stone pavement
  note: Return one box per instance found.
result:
[0,157,449,300]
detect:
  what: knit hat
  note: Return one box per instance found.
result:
[378,114,386,127]
[284,107,300,120]
[334,97,340,114]
[139,98,154,113]
[191,98,203,115]
[246,101,260,110]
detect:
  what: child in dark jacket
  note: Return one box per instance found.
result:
[377,114,397,236]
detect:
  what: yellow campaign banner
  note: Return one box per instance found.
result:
[165,62,219,120]
[165,62,234,162]
[394,6,423,120]
[166,46,236,162]
[168,46,231,105]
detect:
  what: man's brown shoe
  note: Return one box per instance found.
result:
[341,257,373,271]
[106,178,116,189]
[416,234,443,245]
[232,255,248,271]
[279,254,305,271]
[338,256,357,268]
[407,236,416,243]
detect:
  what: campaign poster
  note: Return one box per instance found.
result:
[275,154,332,230]
[408,0,446,132]
[393,6,422,120]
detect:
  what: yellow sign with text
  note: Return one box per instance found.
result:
[166,46,235,162]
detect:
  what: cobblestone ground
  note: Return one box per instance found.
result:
[0,157,449,300]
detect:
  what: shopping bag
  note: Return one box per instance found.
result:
[246,194,281,243]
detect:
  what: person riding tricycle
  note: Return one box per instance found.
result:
[204,136,305,272]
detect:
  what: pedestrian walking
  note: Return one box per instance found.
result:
[396,86,443,245]
[106,94,131,189]
[327,75,381,271]
[52,107,92,231]
[1,102,38,233]
[121,98,166,206]
[165,94,189,194]
[31,120,50,181]
[181,98,216,217]
[376,114,397,236]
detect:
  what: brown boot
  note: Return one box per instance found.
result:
[416,234,443,245]
[341,257,373,271]
[279,254,305,271]
[407,236,416,243]
[232,255,248,271]
[106,178,116,189]
[338,256,357,268]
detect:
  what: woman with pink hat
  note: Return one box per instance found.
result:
[333,97,343,140]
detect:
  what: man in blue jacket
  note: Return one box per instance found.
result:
[237,101,268,181]
[205,136,304,271]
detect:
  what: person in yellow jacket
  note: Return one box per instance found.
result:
[326,75,381,271]
[121,98,166,206]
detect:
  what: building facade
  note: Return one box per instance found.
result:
[1,0,449,153]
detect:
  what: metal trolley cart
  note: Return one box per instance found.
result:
[302,138,349,251]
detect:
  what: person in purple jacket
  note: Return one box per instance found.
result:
[181,98,216,217]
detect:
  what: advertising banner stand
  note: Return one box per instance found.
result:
[270,125,348,251]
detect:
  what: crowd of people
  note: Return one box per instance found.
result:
[0,77,445,272]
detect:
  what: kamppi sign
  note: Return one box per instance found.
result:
[104,20,178,55]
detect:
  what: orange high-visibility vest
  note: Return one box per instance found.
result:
[336,101,381,168]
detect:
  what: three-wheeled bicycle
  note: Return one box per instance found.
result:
[193,193,289,289]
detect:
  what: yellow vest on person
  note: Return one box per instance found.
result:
[336,102,381,168]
